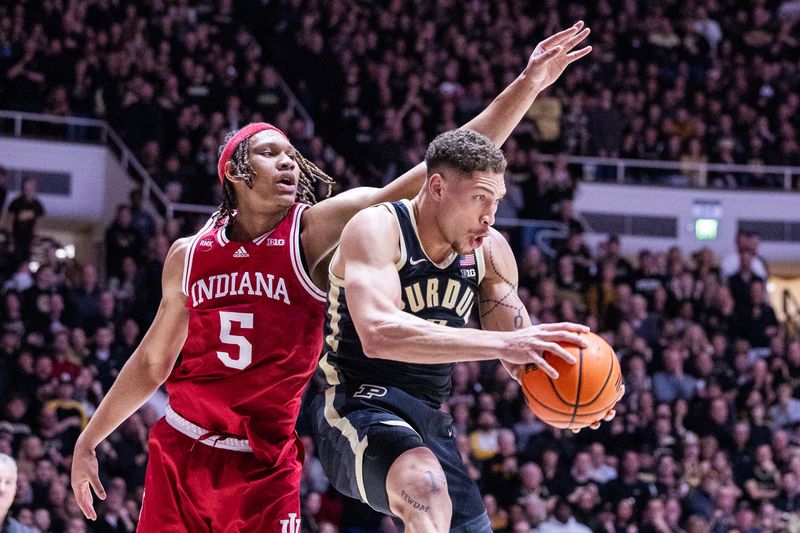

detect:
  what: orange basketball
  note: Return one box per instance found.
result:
[520,332,623,431]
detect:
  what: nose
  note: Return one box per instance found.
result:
[482,207,496,227]
[276,151,294,170]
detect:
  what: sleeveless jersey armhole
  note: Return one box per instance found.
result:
[181,214,219,297]
[378,203,407,270]
[291,203,327,302]
[475,245,486,285]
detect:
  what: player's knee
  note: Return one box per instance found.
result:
[386,448,450,518]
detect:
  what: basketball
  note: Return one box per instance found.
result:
[520,332,623,431]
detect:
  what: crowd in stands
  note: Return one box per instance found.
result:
[1,0,800,532]
[1,168,799,532]
[264,0,800,190]
[2,0,800,221]
[0,0,357,209]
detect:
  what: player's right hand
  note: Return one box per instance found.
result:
[71,441,106,521]
[503,322,589,379]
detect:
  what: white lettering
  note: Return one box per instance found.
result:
[189,272,291,306]
[194,278,214,307]
[274,276,290,304]
[442,279,460,309]
[255,272,273,298]
[238,271,253,294]
[229,272,239,295]
[214,274,230,297]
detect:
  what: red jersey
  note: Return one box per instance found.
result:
[168,203,326,464]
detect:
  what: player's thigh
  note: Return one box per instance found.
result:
[313,394,425,514]
[138,419,209,533]
[216,451,303,533]
[385,446,451,517]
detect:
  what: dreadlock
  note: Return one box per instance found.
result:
[295,151,335,204]
[215,129,335,227]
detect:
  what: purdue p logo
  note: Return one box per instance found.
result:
[280,513,301,533]
[353,384,388,399]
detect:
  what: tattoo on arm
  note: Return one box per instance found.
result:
[401,489,430,512]
[425,470,442,494]
[479,239,525,329]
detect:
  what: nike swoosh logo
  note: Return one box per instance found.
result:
[409,257,427,265]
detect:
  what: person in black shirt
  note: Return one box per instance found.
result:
[5,178,44,269]
[0,167,7,216]
[104,205,143,280]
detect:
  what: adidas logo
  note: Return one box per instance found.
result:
[233,246,249,258]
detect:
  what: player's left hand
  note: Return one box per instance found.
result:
[523,21,592,91]
[571,385,625,433]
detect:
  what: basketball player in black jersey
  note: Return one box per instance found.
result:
[311,130,621,532]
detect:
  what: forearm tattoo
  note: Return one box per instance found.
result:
[479,239,525,329]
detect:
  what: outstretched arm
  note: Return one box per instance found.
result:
[336,208,582,367]
[71,239,191,520]
[302,22,593,275]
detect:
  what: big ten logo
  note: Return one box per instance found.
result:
[353,384,388,399]
[198,238,214,251]
[266,238,285,246]
[280,513,301,533]
[460,268,476,278]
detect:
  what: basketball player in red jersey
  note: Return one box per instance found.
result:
[71,22,592,532]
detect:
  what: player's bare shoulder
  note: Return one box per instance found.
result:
[480,227,519,283]
[341,204,399,246]
[161,236,193,295]
[332,205,401,276]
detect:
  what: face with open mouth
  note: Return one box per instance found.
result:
[435,170,506,255]
[246,129,300,207]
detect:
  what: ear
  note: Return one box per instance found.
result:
[224,161,245,184]
[427,173,446,200]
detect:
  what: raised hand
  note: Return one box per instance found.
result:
[524,21,592,91]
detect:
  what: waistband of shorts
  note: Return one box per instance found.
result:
[164,404,253,453]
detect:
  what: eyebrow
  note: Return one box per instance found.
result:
[474,183,506,197]
[251,140,294,152]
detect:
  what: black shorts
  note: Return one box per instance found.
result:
[311,383,490,532]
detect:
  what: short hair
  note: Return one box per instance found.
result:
[0,453,17,478]
[425,129,506,177]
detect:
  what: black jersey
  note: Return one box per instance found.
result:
[316,200,486,406]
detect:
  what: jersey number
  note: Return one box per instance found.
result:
[217,312,253,370]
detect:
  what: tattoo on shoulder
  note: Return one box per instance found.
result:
[479,238,524,329]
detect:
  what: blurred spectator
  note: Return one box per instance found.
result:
[533,497,591,533]
[0,167,7,215]
[104,206,142,280]
[0,453,34,532]
[4,179,44,270]
[653,344,699,403]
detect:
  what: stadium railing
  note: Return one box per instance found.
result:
[0,110,170,219]
[3,110,800,223]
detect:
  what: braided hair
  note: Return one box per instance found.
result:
[215,130,335,226]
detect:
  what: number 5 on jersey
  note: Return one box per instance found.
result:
[217,311,253,369]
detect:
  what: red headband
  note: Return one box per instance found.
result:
[217,122,289,182]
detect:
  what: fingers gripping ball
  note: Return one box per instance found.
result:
[521,332,622,431]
